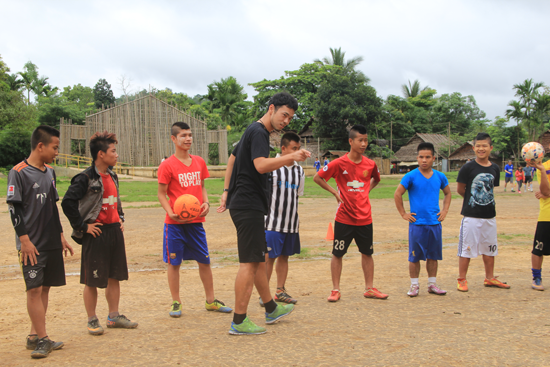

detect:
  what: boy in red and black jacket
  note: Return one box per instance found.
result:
[62,131,137,336]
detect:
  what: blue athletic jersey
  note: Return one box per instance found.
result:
[400,169,449,225]
[504,164,513,178]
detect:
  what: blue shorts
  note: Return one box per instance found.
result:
[408,223,442,262]
[266,231,301,259]
[163,223,210,265]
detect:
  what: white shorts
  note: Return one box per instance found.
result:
[457,217,498,258]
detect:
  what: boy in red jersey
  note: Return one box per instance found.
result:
[314,125,388,301]
[62,131,137,336]
[158,122,232,318]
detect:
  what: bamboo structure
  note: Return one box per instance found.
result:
[59,94,228,166]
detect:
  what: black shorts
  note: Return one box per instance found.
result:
[333,221,373,257]
[532,221,550,256]
[230,209,267,263]
[525,176,533,183]
[81,223,128,288]
[19,248,66,291]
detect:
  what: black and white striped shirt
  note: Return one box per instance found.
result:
[265,162,305,233]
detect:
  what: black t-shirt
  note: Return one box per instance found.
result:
[226,121,270,214]
[7,160,62,251]
[457,161,500,218]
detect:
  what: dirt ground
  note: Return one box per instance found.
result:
[1,180,549,366]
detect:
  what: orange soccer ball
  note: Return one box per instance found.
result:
[173,194,201,221]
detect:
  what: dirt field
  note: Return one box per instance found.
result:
[1,180,549,366]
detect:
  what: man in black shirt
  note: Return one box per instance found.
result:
[456,132,509,292]
[7,126,74,358]
[217,92,310,335]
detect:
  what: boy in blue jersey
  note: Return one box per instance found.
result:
[504,160,515,192]
[314,157,321,172]
[394,142,452,297]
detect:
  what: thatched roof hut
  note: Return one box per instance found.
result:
[393,133,454,165]
[539,130,550,150]
[449,141,501,170]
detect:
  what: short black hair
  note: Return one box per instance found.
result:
[417,142,435,156]
[90,131,118,160]
[280,132,300,148]
[474,132,492,146]
[268,92,298,113]
[349,125,368,139]
[31,125,60,150]
[171,122,191,136]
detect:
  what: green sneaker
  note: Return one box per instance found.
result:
[229,317,266,335]
[106,314,138,329]
[265,303,295,324]
[205,299,233,313]
[169,301,182,318]
[30,337,56,359]
[27,335,64,350]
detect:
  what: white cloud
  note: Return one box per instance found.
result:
[2,0,550,121]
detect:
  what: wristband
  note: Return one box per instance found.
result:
[223,189,229,192]
[205,202,210,207]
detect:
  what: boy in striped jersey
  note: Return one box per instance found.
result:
[264,132,305,305]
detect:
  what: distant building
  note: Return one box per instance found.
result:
[392,133,454,172]
[449,141,501,171]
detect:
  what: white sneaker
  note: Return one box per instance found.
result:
[407,284,419,297]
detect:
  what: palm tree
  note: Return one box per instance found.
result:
[315,47,369,82]
[205,76,246,125]
[402,79,429,98]
[506,100,524,158]
[18,71,34,104]
[5,73,24,91]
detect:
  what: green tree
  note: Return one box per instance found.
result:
[402,79,430,98]
[0,82,37,166]
[250,63,339,131]
[19,61,39,105]
[431,92,487,136]
[5,73,24,91]
[93,78,115,109]
[205,76,247,125]
[507,79,547,142]
[312,70,382,150]
[314,47,365,74]
[0,54,10,81]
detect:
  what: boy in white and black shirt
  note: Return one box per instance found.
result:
[264,132,305,305]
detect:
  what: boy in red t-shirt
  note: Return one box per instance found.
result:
[158,122,232,317]
[314,125,388,301]
[62,131,137,336]
[515,167,525,193]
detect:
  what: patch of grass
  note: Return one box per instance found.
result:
[219,256,239,263]
[295,248,313,259]
[124,204,162,209]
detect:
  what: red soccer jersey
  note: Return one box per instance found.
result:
[158,155,209,224]
[317,154,380,226]
[95,173,120,224]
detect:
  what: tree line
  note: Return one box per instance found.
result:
[1,48,548,168]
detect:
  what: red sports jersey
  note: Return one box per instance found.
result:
[95,172,120,224]
[158,155,209,224]
[317,154,380,226]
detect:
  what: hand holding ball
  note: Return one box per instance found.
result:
[521,142,545,163]
[173,194,201,221]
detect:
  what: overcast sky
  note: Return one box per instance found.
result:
[2,0,549,122]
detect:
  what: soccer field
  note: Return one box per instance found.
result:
[1,178,548,365]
